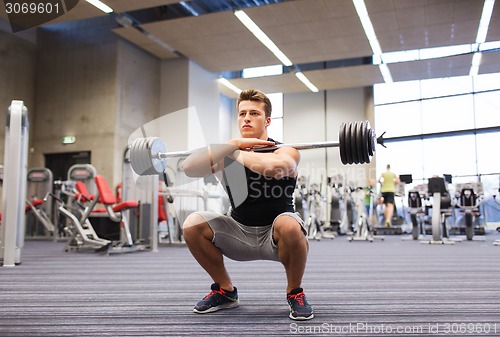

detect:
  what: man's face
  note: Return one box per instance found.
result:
[238,100,271,139]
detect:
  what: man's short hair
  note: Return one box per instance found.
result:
[237,89,272,118]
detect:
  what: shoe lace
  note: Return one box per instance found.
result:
[203,288,225,300]
[289,292,305,306]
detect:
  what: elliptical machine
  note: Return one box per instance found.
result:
[420,176,455,244]
[455,182,483,241]
[408,189,425,240]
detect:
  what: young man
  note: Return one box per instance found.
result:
[181,89,314,320]
[378,164,399,227]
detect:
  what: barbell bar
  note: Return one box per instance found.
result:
[129,120,385,176]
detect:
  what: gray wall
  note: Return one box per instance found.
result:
[115,39,160,184]
[159,57,222,213]
[187,61,221,145]
[34,17,119,183]
[159,58,222,157]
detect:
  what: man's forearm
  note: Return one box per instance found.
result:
[182,143,238,177]
[235,149,298,179]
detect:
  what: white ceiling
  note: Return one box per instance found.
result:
[2,0,499,97]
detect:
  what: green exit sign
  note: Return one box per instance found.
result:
[61,136,76,144]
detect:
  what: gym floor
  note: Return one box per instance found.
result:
[1,235,499,337]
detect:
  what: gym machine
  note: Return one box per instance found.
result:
[349,184,383,242]
[293,177,331,241]
[420,177,457,245]
[349,187,373,242]
[68,163,97,195]
[303,182,327,241]
[25,168,55,239]
[57,180,112,252]
[454,182,484,241]
[1,100,29,266]
[407,187,426,240]
[326,175,343,236]
[293,176,307,221]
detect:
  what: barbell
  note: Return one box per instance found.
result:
[129,120,385,176]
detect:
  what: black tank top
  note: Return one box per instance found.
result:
[222,138,297,226]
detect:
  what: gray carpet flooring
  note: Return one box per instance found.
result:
[1,234,500,336]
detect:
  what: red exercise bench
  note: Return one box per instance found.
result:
[94,175,139,249]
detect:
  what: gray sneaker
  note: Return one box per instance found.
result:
[287,288,314,320]
[193,283,239,314]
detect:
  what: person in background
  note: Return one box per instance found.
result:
[378,164,400,227]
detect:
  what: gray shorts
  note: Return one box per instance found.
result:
[193,211,306,262]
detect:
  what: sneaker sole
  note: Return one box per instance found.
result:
[289,312,314,320]
[193,301,239,314]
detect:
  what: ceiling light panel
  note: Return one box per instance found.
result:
[234,10,293,66]
[368,0,484,52]
[140,11,279,72]
[241,0,372,64]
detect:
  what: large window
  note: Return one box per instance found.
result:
[267,92,283,141]
[374,73,500,198]
[421,95,475,133]
[475,91,500,128]
[374,101,422,137]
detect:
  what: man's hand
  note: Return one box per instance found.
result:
[227,138,275,151]
[232,144,300,179]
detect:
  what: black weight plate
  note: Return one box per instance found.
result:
[339,122,348,165]
[343,122,352,164]
[366,129,372,157]
[363,121,370,163]
[365,121,373,157]
[352,122,361,164]
[349,122,358,164]
[357,122,366,164]
[368,123,375,156]
[361,121,370,163]
[367,121,375,160]
[344,122,353,165]
[372,129,376,155]
[356,121,365,164]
